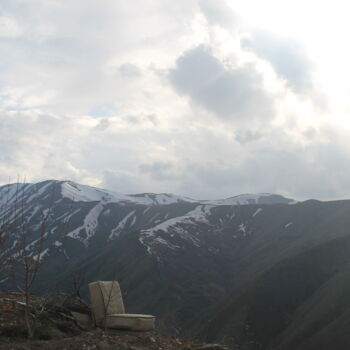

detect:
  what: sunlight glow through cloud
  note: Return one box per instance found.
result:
[0,0,349,201]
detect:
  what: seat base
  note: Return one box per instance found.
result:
[104,313,155,331]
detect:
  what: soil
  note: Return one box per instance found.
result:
[0,328,205,350]
[0,291,228,350]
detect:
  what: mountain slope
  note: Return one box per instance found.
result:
[0,180,296,331]
[200,234,350,350]
[3,180,350,349]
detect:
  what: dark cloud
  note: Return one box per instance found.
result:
[242,32,315,93]
[302,127,317,140]
[235,129,262,144]
[95,118,111,131]
[126,115,141,124]
[0,0,345,202]
[118,63,142,78]
[146,114,159,126]
[198,0,239,28]
[139,161,174,181]
[180,134,350,201]
[102,170,145,194]
[125,114,159,125]
[169,45,275,122]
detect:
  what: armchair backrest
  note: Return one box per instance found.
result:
[89,281,125,326]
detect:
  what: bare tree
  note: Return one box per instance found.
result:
[10,212,48,338]
[0,180,50,338]
[0,220,8,274]
[0,182,15,276]
[71,271,85,300]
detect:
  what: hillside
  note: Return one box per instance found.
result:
[0,180,296,332]
[2,180,350,348]
[200,234,350,349]
[0,291,226,350]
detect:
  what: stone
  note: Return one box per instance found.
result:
[71,312,95,330]
[194,344,229,350]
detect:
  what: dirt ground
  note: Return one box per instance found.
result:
[0,328,207,350]
[0,291,227,350]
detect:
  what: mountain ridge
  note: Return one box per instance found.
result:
[2,180,350,349]
[0,179,296,206]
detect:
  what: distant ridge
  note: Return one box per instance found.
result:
[6,179,350,349]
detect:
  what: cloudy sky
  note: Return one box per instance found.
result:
[1,0,350,200]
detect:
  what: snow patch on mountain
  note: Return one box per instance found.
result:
[66,202,104,245]
[61,181,197,206]
[33,248,49,262]
[62,209,81,223]
[26,205,42,222]
[0,183,30,207]
[53,240,63,247]
[109,210,136,240]
[238,223,246,233]
[203,193,273,205]
[139,205,214,254]
[153,237,180,250]
[61,181,133,203]
[253,208,263,217]
[129,193,197,205]
[142,205,213,236]
[26,181,52,203]
[1,180,296,209]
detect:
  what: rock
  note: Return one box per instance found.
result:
[146,336,156,343]
[97,341,112,350]
[71,312,94,330]
[46,327,66,340]
[194,344,229,350]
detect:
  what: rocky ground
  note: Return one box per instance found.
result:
[0,291,227,350]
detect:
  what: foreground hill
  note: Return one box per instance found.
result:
[200,233,350,350]
[0,291,226,350]
[0,180,295,331]
[2,180,350,348]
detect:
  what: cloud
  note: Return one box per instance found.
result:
[0,110,91,184]
[102,170,146,194]
[242,32,315,93]
[0,0,198,115]
[94,118,111,130]
[169,45,275,123]
[174,126,350,201]
[0,15,23,38]
[118,64,142,78]
[198,0,239,28]
[139,161,175,181]
[235,129,262,144]
[0,0,348,202]
[0,99,349,202]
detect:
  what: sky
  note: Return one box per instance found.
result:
[1,0,350,200]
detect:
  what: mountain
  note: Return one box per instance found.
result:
[0,291,228,350]
[199,200,350,350]
[2,180,350,349]
[0,181,294,323]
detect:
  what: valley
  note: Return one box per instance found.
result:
[1,180,350,349]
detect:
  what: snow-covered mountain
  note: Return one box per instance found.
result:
[61,181,199,205]
[6,179,350,349]
[61,182,296,206]
[202,193,296,206]
[0,179,295,251]
[52,180,296,206]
